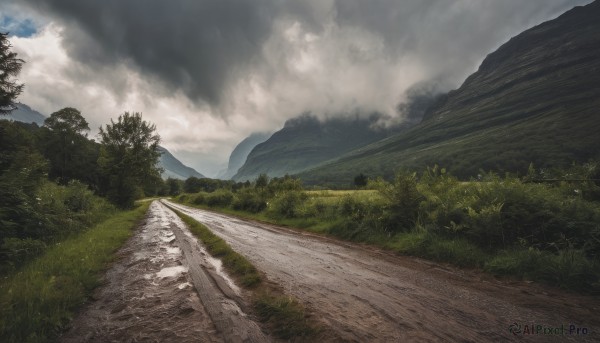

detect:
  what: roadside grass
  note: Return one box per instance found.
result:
[0,202,150,343]
[172,208,261,288]
[168,206,322,341]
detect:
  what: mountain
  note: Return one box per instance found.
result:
[232,113,405,181]
[217,132,271,180]
[299,1,600,185]
[158,146,205,180]
[5,103,46,126]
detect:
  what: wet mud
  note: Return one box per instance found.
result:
[61,201,267,343]
[165,200,600,342]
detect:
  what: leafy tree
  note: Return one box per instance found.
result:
[0,32,24,115]
[44,107,90,135]
[255,173,269,189]
[40,108,98,184]
[98,112,161,208]
[183,177,202,193]
[166,178,182,195]
[354,173,368,188]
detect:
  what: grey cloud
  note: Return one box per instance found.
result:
[16,0,592,115]
[19,0,279,106]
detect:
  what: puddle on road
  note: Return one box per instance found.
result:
[165,246,181,256]
[157,265,188,279]
[202,246,241,296]
[178,282,192,290]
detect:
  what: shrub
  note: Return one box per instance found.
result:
[205,190,234,207]
[270,191,308,218]
[485,248,600,292]
[232,189,267,213]
[376,172,424,232]
[192,193,207,205]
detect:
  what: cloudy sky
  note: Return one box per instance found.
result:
[1,0,591,176]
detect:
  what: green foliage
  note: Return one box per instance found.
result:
[1,180,114,273]
[183,177,233,193]
[166,177,183,195]
[98,112,161,208]
[0,202,148,343]
[176,164,600,292]
[353,173,368,188]
[255,173,269,189]
[485,248,600,292]
[376,172,424,231]
[232,188,267,213]
[0,32,24,115]
[205,189,234,207]
[270,191,308,218]
[254,293,317,339]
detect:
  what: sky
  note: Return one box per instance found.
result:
[0,0,592,177]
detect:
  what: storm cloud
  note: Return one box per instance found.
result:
[5,0,593,175]
[15,0,591,113]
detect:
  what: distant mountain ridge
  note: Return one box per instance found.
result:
[299,1,600,185]
[218,132,271,180]
[232,113,406,181]
[6,103,46,126]
[157,146,205,180]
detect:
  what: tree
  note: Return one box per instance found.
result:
[354,173,368,188]
[98,112,161,208]
[41,108,96,184]
[44,107,90,135]
[255,173,269,189]
[166,178,182,196]
[0,32,24,115]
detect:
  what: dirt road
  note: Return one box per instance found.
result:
[164,200,599,342]
[61,201,267,343]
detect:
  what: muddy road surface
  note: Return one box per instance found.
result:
[164,200,600,342]
[61,201,267,343]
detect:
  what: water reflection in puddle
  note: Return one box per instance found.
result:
[166,247,181,256]
[157,265,188,278]
[178,282,192,290]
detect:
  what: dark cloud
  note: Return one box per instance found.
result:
[16,0,592,113]
[20,0,279,105]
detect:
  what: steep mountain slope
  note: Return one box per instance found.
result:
[158,146,205,180]
[5,103,46,126]
[300,1,600,185]
[217,132,271,180]
[232,114,404,181]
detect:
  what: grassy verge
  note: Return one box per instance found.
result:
[168,206,321,341]
[0,202,150,343]
[173,208,261,288]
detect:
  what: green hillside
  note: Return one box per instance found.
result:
[157,146,205,180]
[299,1,600,185]
[232,114,404,181]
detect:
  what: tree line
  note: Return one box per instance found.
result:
[0,32,164,271]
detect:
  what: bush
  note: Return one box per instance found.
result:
[376,172,424,232]
[192,193,207,205]
[485,248,600,292]
[232,189,267,213]
[270,191,308,218]
[205,190,234,207]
